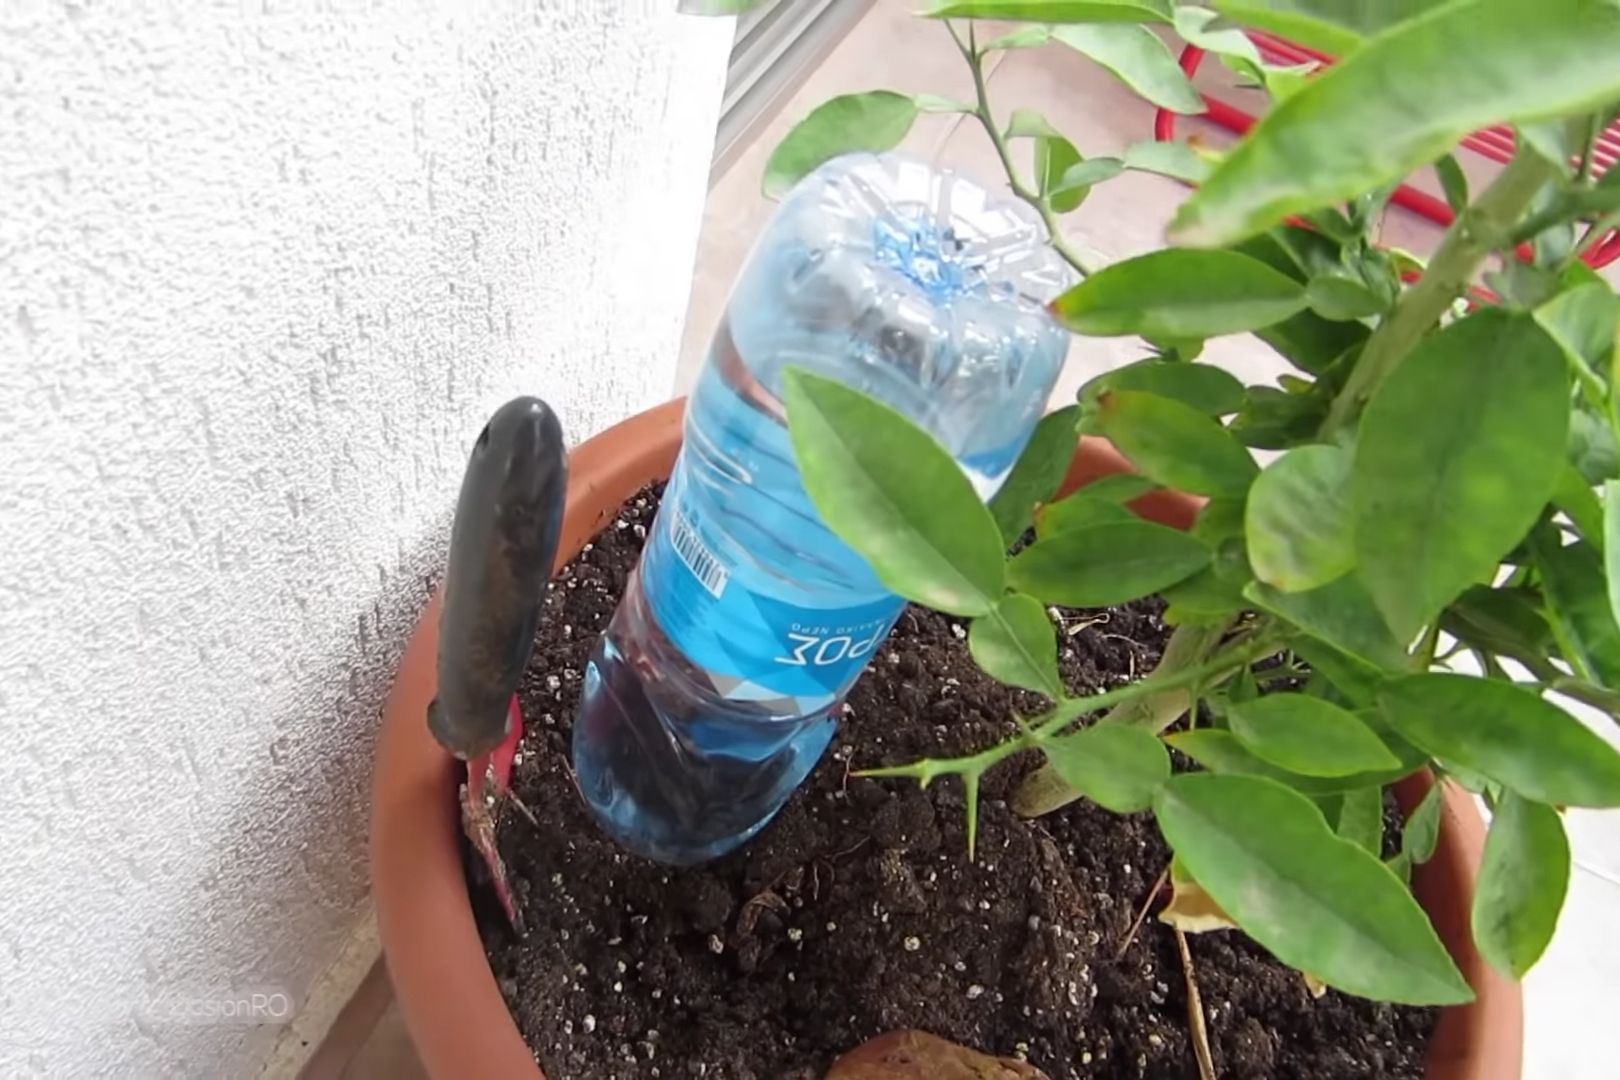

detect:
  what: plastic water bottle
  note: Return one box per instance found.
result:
[573,153,1073,864]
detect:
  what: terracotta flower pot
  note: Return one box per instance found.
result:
[370,398,1522,1080]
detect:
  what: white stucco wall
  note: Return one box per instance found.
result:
[0,2,730,1076]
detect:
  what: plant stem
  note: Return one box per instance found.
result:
[1323,148,1560,434]
[1012,620,1234,817]
[946,21,1096,278]
[866,627,1278,788]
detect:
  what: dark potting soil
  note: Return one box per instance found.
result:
[474,485,1437,1079]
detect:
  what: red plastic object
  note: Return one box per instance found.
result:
[1154,35,1620,270]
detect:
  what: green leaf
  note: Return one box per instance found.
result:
[1246,573,1409,671]
[763,92,919,199]
[1161,566,1249,622]
[983,24,1054,50]
[1435,154,1470,215]
[1051,157,1126,204]
[1246,444,1355,593]
[1533,533,1620,687]
[1010,521,1209,606]
[1175,0,1620,245]
[1173,6,1262,67]
[1568,409,1619,484]
[784,369,1004,615]
[1305,272,1387,321]
[1169,728,1418,796]
[1005,108,1065,140]
[1290,636,1385,707]
[1379,674,1620,807]
[1155,773,1474,1005]
[1472,792,1570,979]
[1518,119,1581,176]
[922,0,1173,21]
[1536,281,1619,376]
[1051,250,1305,339]
[989,405,1082,545]
[1257,311,1369,376]
[1080,360,1246,416]
[1076,472,1159,504]
[1607,481,1620,630]
[1230,696,1401,777]
[1042,725,1171,813]
[1352,310,1570,640]
[1441,585,1558,667]
[970,592,1062,697]
[1213,0,1452,56]
[1036,493,1138,538]
[1336,785,1386,855]
[1050,24,1204,115]
[1402,783,1443,865]
[1191,496,1247,545]
[1554,461,1605,546]
[1123,139,1214,183]
[1093,390,1259,498]
[1036,133,1088,213]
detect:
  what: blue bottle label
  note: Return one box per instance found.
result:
[642,490,904,701]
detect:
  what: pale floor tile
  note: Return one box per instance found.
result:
[1522,867,1620,1080]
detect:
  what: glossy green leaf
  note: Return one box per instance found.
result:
[1230,695,1400,777]
[1043,725,1171,813]
[1246,444,1355,593]
[1093,390,1259,498]
[923,0,1173,21]
[784,370,1003,615]
[1473,792,1570,979]
[1379,674,1620,807]
[989,405,1082,545]
[1052,250,1306,339]
[1169,729,1418,796]
[1402,783,1443,866]
[1336,785,1386,855]
[1435,154,1470,214]
[1175,0,1620,245]
[1123,139,1213,183]
[970,592,1061,697]
[1035,493,1137,538]
[1077,472,1159,504]
[1533,533,1620,688]
[1080,360,1246,416]
[1050,24,1204,115]
[1352,310,1570,640]
[983,24,1054,50]
[1155,773,1474,1004]
[763,92,919,199]
[1247,574,1409,671]
[1010,521,1209,606]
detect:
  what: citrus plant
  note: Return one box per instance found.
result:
[772,0,1620,1007]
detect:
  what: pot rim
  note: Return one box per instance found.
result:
[370,398,1521,1080]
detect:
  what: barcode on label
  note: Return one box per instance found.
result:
[670,507,729,599]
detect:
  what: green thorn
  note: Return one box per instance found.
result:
[964,771,982,862]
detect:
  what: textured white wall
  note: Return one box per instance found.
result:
[0,2,729,1076]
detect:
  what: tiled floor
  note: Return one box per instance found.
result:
[332,2,1619,1075]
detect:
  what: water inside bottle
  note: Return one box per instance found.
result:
[573,155,1072,865]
